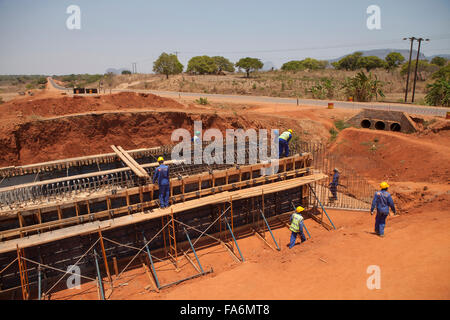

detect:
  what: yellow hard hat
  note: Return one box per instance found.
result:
[296,206,304,213]
[157,156,164,162]
[288,129,293,134]
[380,182,389,189]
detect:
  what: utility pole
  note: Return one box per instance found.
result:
[403,37,415,103]
[411,38,429,103]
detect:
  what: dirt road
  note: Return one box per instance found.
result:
[52,206,450,300]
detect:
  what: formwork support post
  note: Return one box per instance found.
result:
[259,209,281,251]
[224,217,244,262]
[98,227,112,283]
[308,185,336,230]
[37,265,42,300]
[142,233,161,289]
[184,227,205,274]
[16,245,29,300]
[93,249,105,300]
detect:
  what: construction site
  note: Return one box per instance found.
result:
[0,79,449,300]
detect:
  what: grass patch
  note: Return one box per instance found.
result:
[195,97,209,105]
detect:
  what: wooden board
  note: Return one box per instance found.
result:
[0,173,326,254]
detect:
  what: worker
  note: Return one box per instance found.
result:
[329,168,340,201]
[192,130,201,145]
[289,206,307,248]
[370,182,396,237]
[279,129,293,158]
[153,156,170,208]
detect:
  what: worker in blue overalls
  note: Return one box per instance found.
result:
[329,168,340,201]
[289,206,307,248]
[153,156,170,208]
[279,129,293,158]
[370,182,396,237]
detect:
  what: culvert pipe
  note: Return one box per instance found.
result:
[375,121,386,130]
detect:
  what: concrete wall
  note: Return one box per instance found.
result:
[347,109,418,133]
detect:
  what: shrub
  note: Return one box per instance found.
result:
[196,97,209,105]
[425,78,450,107]
[341,71,386,102]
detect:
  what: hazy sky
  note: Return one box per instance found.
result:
[1,0,449,74]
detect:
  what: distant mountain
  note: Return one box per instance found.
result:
[105,67,129,75]
[329,49,440,62]
[428,54,450,60]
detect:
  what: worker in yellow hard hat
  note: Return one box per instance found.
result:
[370,182,396,237]
[289,206,307,248]
[279,129,293,158]
[153,156,170,208]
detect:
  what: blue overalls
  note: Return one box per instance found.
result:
[279,131,292,158]
[153,164,170,208]
[371,190,396,236]
[329,172,340,199]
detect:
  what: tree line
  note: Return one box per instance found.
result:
[151,51,448,79]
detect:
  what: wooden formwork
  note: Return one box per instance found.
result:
[0,153,330,298]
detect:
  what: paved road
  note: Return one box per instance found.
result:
[47,77,70,91]
[114,88,449,117]
[47,78,448,117]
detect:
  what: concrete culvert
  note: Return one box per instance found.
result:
[390,123,401,132]
[375,121,386,130]
[361,119,371,128]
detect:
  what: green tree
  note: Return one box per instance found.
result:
[430,56,447,67]
[281,60,305,72]
[385,52,405,71]
[333,52,364,70]
[153,52,184,79]
[301,58,328,70]
[187,56,218,75]
[357,56,387,72]
[432,64,450,81]
[400,60,438,76]
[235,57,263,78]
[341,71,386,102]
[121,70,132,75]
[425,78,450,106]
[212,56,235,72]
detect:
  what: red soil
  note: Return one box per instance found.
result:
[52,204,450,300]
[1,91,449,300]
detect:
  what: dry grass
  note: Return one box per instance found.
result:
[115,69,432,103]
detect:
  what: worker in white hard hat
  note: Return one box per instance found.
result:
[370,182,396,237]
[153,156,170,208]
[289,206,307,248]
[279,129,293,158]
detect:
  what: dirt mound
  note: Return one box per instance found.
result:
[329,127,450,185]
[0,92,186,123]
[0,111,294,166]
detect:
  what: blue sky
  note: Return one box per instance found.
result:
[0,0,449,74]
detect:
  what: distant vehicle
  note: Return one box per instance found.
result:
[18,91,25,96]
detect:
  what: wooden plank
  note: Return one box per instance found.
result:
[0,170,319,239]
[0,155,311,218]
[111,145,148,179]
[0,174,326,253]
[117,146,149,178]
